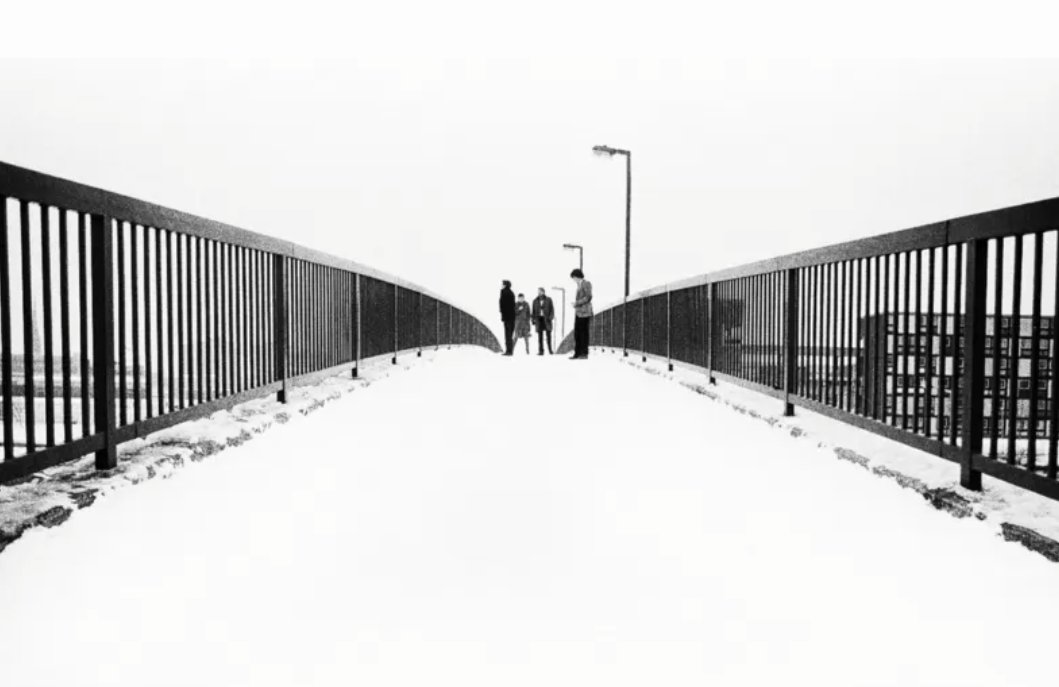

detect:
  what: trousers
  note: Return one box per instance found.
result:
[536,319,553,354]
[503,319,515,354]
[574,316,591,357]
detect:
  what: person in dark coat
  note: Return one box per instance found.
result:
[499,280,516,355]
[513,293,533,354]
[570,268,593,359]
[531,287,555,355]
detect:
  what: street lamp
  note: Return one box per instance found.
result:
[551,286,567,343]
[562,243,583,270]
[591,144,631,297]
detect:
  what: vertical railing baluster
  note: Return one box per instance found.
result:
[951,242,964,447]
[211,240,220,398]
[666,286,673,372]
[913,250,922,433]
[640,296,646,364]
[870,256,880,420]
[196,237,204,403]
[883,254,892,425]
[938,246,949,441]
[159,229,169,414]
[354,273,362,377]
[855,258,863,415]
[59,210,73,443]
[176,231,185,409]
[144,227,153,417]
[20,201,35,455]
[1028,232,1043,472]
[259,251,267,386]
[164,229,173,410]
[0,197,13,459]
[784,268,799,416]
[273,253,287,403]
[925,248,935,437]
[1007,236,1024,463]
[42,207,55,445]
[226,243,235,393]
[79,213,91,436]
[240,246,247,385]
[990,238,1004,457]
[132,224,141,423]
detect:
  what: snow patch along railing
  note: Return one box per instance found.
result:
[560,195,1059,503]
[0,161,501,484]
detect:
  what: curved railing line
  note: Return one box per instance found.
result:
[562,190,1059,503]
[0,160,501,484]
[0,161,467,313]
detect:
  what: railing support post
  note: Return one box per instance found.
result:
[623,296,628,356]
[392,283,399,365]
[273,254,288,401]
[641,297,646,363]
[707,281,715,385]
[961,239,987,491]
[353,273,361,378]
[783,269,798,416]
[90,213,117,470]
[666,287,673,371]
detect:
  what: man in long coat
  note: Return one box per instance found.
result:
[499,279,516,355]
[531,287,555,355]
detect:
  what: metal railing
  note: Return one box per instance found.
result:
[561,195,1059,502]
[0,161,501,484]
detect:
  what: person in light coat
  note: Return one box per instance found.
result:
[570,268,593,359]
[512,293,533,354]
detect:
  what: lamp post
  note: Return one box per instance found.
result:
[551,286,566,344]
[562,243,583,271]
[591,145,631,298]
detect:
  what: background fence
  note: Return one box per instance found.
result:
[560,196,1059,502]
[0,161,500,484]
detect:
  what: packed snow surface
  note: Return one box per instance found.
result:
[0,348,1056,686]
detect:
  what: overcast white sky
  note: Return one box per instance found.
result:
[3,2,1059,337]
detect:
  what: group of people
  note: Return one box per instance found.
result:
[498,269,593,359]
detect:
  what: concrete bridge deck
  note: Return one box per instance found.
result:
[0,349,1055,686]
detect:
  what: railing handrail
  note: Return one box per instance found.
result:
[0,160,459,310]
[598,191,1059,312]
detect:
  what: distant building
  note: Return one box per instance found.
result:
[860,313,1054,439]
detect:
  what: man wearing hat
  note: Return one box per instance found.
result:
[570,268,593,359]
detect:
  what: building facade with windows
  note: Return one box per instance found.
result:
[860,313,1055,440]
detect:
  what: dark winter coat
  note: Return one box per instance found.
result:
[532,295,554,332]
[499,286,516,322]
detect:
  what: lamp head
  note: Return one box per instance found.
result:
[592,145,614,156]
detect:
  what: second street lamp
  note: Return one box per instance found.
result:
[562,243,583,270]
[592,144,631,298]
[551,286,566,343]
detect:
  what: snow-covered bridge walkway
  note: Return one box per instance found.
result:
[0,348,1056,686]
